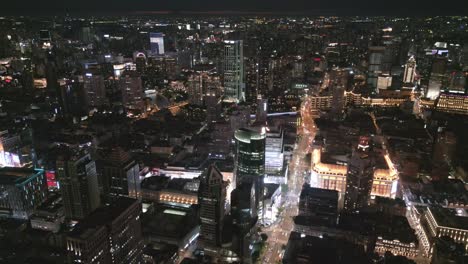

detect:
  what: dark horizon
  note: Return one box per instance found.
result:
[2,0,468,16]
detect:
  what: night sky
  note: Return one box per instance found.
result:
[2,0,468,16]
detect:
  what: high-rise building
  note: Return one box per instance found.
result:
[187,73,204,105]
[223,40,245,102]
[230,106,251,134]
[298,184,339,225]
[265,129,284,176]
[403,56,417,84]
[0,167,47,219]
[66,197,144,264]
[57,151,101,220]
[231,181,257,264]
[234,127,266,189]
[255,96,268,124]
[99,147,141,202]
[234,127,266,219]
[205,92,220,123]
[82,71,107,109]
[367,46,386,91]
[447,71,467,94]
[198,165,227,254]
[343,137,374,211]
[149,32,164,55]
[118,71,143,110]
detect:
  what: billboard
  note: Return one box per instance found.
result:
[46,171,58,189]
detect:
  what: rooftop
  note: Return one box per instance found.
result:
[0,167,43,185]
[68,197,139,239]
[429,207,468,230]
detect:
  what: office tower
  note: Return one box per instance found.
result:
[100,147,141,202]
[403,56,417,84]
[83,71,107,109]
[255,96,268,124]
[245,57,258,103]
[223,40,245,102]
[230,106,251,133]
[367,46,385,91]
[66,197,144,264]
[448,71,467,94]
[205,93,220,123]
[149,32,164,55]
[234,127,266,188]
[198,165,227,254]
[0,168,47,219]
[187,73,204,105]
[57,151,101,220]
[265,129,284,176]
[431,131,457,181]
[234,127,266,219]
[39,29,51,42]
[432,56,448,76]
[298,184,339,225]
[231,181,257,264]
[58,78,86,118]
[377,74,392,90]
[343,137,374,211]
[331,84,345,116]
[118,71,143,109]
[133,52,147,73]
[79,27,93,43]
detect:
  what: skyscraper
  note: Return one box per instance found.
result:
[255,96,268,124]
[99,146,141,202]
[57,151,101,220]
[403,56,417,84]
[343,137,374,211]
[149,32,164,55]
[231,181,257,264]
[83,71,107,109]
[198,164,227,254]
[0,168,47,219]
[234,127,266,188]
[367,46,386,91]
[223,40,245,102]
[234,127,266,218]
[66,197,144,264]
[118,71,144,110]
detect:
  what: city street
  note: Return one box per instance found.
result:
[261,96,317,263]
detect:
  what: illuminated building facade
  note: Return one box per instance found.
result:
[223,40,245,102]
[403,56,417,84]
[100,147,141,202]
[57,152,101,220]
[67,197,144,264]
[82,72,107,109]
[418,207,468,257]
[265,129,284,175]
[234,127,266,194]
[310,146,347,195]
[0,168,47,219]
[343,145,374,211]
[149,32,164,55]
[119,71,143,110]
[367,46,386,91]
[374,237,419,259]
[311,146,397,200]
[436,92,468,115]
[198,165,227,254]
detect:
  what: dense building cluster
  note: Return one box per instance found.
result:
[0,15,467,264]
